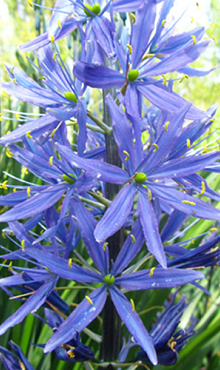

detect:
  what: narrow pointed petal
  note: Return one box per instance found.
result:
[44,287,107,353]
[138,192,167,268]
[150,183,220,220]
[116,268,204,290]
[0,278,56,335]
[113,219,145,275]
[73,62,124,88]
[73,197,108,275]
[94,184,136,242]
[0,185,67,222]
[110,287,157,365]
[131,1,156,68]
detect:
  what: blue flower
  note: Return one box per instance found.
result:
[0,204,204,366]
[0,341,35,370]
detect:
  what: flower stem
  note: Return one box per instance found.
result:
[99,87,123,366]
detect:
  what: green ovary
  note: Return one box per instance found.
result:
[104,274,115,286]
[64,92,78,103]
[62,174,76,184]
[134,172,147,184]
[127,69,139,82]
[84,3,101,16]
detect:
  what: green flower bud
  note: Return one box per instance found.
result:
[134,172,147,184]
[84,3,101,17]
[128,69,139,82]
[64,92,78,103]
[104,274,115,286]
[62,174,76,184]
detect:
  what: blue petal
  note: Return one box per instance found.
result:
[110,286,157,365]
[94,184,136,242]
[44,287,107,353]
[138,191,167,268]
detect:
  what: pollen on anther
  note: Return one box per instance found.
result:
[27,187,31,198]
[149,267,155,277]
[50,35,55,43]
[21,240,25,251]
[153,143,159,152]
[6,148,13,158]
[126,44,132,55]
[164,121,170,131]
[161,74,167,85]
[123,150,130,161]
[16,113,20,120]
[68,258,72,268]
[161,19,166,28]
[130,298,135,312]
[182,200,196,206]
[1,180,8,190]
[49,156,53,166]
[28,0,33,7]
[148,188,152,202]
[85,295,93,305]
[13,78,18,85]
[103,242,108,251]
[186,139,191,148]
[26,131,32,139]
[210,227,218,232]
[53,53,58,61]
[130,234,136,244]
[8,261,13,271]
[201,181,205,195]
[179,74,189,83]
[57,20,62,29]
[191,35,196,44]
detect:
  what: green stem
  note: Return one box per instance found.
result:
[87,110,112,134]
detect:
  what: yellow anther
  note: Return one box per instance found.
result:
[162,19,166,28]
[67,350,76,358]
[9,230,14,236]
[179,74,189,83]
[103,242,108,251]
[8,261,13,271]
[123,150,130,161]
[21,240,25,251]
[210,227,218,232]
[2,90,9,96]
[24,167,29,175]
[191,35,196,44]
[53,53,58,62]
[148,188,152,202]
[130,298,135,312]
[0,206,7,214]
[170,341,177,352]
[200,181,205,195]
[15,113,20,120]
[13,78,18,85]
[40,229,44,235]
[130,234,136,244]
[6,148,13,158]
[191,16,194,23]
[38,76,47,81]
[186,139,191,148]
[181,200,196,206]
[1,180,8,190]
[2,231,6,239]
[142,53,155,61]
[193,210,196,215]
[211,36,218,45]
[57,20,62,29]
[68,258,72,268]
[49,156,53,166]
[164,121,170,131]
[27,187,31,198]
[28,0,33,7]
[149,267,156,277]
[126,44,132,55]
[161,74,167,85]
[85,295,93,305]
[153,143,159,152]
[26,131,32,139]
[19,361,26,370]
[10,66,14,75]
[130,13,136,23]
[209,22,216,28]
[51,128,57,138]
[209,118,214,122]
[50,35,55,43]
[202,144,207,154]
[0,113,2,122]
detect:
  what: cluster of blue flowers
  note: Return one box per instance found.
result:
[0,0,220,368]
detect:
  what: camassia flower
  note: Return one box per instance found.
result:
[0,341,35,370]
[0,210,204,366]
[0,45,87,151]
[73,0,213,119]
[55,95,220,267]
[137,293,195,366]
